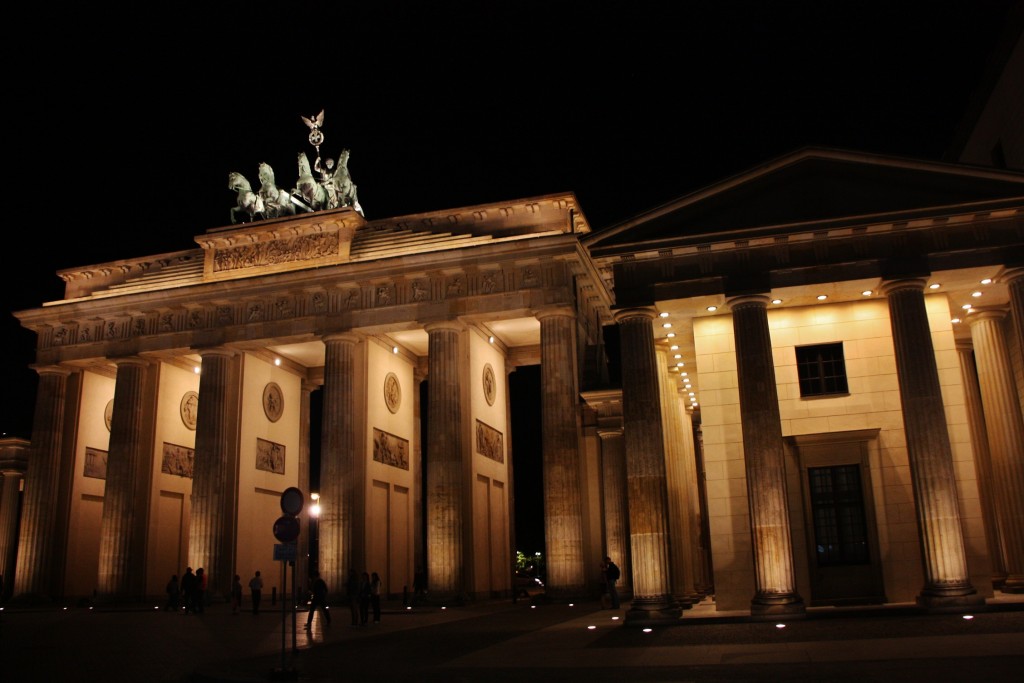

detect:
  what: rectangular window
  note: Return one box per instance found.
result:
[796,342,849,397]
[809,464,869,566]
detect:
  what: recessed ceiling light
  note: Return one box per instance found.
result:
[670,345,679,350]
[659,312,669,318]
[771,299,782,304]
[673,354,682,359]
[971,291,982,298]
[680,372,688,377]
[392,346,399,354]
[194,367,201,374]
[662,322,672,328]
[929,283,941,290]
[706,305,717,312]
[274,358,281,366]
[488,336,495,344]
[862,290,873,296]
[962,304,973,310]
[676,362,684,367]
[980,278,992,285]
[951,318,961,324]
[816,295,827,301]
[667,332,676,338]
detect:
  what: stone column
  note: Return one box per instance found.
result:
[656,347,699,605]
[14,366,73,601]
[956,342,1004,583]
[614,308,679,623]
[1005,268,1024,418]
[296,379,317,595]
[728,295,804,617]
[188,348,241,603]
[97,357,156,600]
[0,439,30,601]
[537,307,586,597]
[413,366,427,584]
[319,333,362,596]
[425,321,466,600]
[598,428,631,595]
[967,306,1024,593]
[882,279,981,607]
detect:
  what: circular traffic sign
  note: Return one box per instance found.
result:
[280,487,304,516]
[273,515,300,543]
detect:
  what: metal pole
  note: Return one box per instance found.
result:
[291,554,298,653]
[280,559,287,672]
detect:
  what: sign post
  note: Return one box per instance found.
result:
[271,487,303,681]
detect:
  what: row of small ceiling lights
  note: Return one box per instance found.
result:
[658,312,698,410]
[656,277,995,407]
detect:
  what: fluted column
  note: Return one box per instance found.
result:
[297,380,316,593]
[956,342,1004,584]
[0,439,30,601]
[14,366,73,601]
[537,307,586,596]
[656,347,699,605]
[598,428,631,595]
[425,321,466,599]
[882,279,980,607]
[319,334,361,595]
[729,295,804,617]
[1005,268,1024,418]
[188,348,240,602]
[97,357,155,600]
[615,308,679,623]
[967,307,1024,592]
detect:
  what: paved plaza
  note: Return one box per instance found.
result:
[2,593,1023,682]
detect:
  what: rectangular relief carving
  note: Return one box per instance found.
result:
[83,447,108,479]
[475,420,504,463]
[256,437,286,474]
[372,428,409,470]
[161,442,195,478]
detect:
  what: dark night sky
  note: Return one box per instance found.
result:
[2,1,1020,553]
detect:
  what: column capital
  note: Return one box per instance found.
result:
[966,306,1009,325]
[322,331,362,344]
[613,307,658,324]
[726,294,771,311]
[534,305,575,322]
[108,355,152,369]
[30,364,73,378]
[999,267,1024,284]
[596,427,623,439]
[193,346,238,360]
[880,278,928,296]
[423,320,464,334]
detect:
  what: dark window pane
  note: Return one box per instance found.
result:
[809,464,869,566]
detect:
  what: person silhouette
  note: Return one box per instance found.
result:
[305,571,332,629]
[249,571,263,615]
[370,572,382,623]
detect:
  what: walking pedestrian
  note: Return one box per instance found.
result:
[194,568,206,613]
[181,567,197,614]
[305,571,332,629]
[249,571,263,615]
[358,571,371,625]
[370,571,382,623]
[346,569,360,626]
[602,556,621,609]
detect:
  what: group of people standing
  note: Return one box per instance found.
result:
[162,567,385,625]
[343,569,382,626]
[163,567,207,614]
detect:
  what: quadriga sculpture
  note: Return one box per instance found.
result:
[228,171,265,224]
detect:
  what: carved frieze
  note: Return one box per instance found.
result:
[212,231,340,273]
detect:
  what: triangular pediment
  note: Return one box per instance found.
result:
[586,147,1024,254]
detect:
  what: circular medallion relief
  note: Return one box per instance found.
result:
[384,373,401,414]
[483,363,496,406]
[263,382,284,422]
[104,399,114,432]
[180,391,199,430]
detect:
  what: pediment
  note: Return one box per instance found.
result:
[586,148,1024,254]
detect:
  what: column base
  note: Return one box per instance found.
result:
[750,592,806,620]
[625,597,682,627]
[999,575,1024,594]
[915,592,986,612]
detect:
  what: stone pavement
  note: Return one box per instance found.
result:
[1,592,1023,683]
